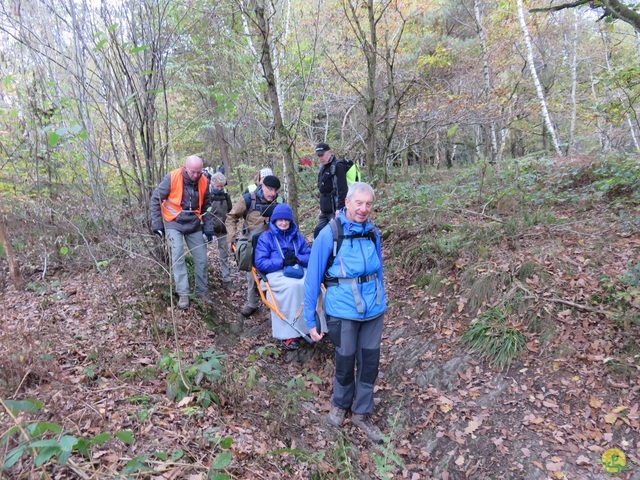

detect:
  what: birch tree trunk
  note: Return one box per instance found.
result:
[516,0,563,157]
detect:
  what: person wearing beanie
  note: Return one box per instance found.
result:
[254,203,311,350]
[225,174,282,319]
[244,167,274,194]
[205,171,233,290]
[314,142,348,238]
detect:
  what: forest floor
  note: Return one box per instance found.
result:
[1,155,639,479]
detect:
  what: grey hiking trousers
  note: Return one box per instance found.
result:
[166,228,208,296]
[326,313,384,415]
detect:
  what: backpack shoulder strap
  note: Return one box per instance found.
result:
[330,159,344,211]
[324,219,378,280]
[325,218,343,272]
[243,192,257,220]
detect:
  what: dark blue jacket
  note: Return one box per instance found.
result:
[254,221,311,274]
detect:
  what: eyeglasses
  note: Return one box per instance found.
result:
[185,168,202,176]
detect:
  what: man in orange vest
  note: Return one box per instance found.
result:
[150,155,214,310]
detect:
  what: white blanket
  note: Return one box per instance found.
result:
[263,270,326,340]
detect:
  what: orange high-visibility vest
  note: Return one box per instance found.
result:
[161,168,208,222]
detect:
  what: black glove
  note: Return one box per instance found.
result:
[204,231,214,243]
[283,251,298,267]
[153,228,164,238]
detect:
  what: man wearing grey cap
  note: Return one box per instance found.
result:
[314,143,348,238]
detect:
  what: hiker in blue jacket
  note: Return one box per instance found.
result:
[303,182,386,443]
[254,203,311,350]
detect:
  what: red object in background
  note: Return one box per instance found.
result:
[300,157,313,167]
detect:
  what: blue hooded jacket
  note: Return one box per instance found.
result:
[254,204,311,273]
[303,209,386,330]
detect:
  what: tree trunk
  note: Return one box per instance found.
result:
[363,0,378,182]
[568,9,579,156]
[435,131,441,170]
[210,98,232,174]
[251,0,299,218]
[516,0,563,157]
[402,139,409,177]
[474,0,498,162]
[0,215,22,290]
[601,29,640,151]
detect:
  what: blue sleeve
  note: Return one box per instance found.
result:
[254,233,284,273]
[295,233,311,267]
[303,225,333,329]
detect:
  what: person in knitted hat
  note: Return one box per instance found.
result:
[244,167,275,194]
[253,203,311,350]
[226,174,282,319]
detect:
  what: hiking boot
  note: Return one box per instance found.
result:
[326,405,347,427]
[351,413,383,443]
[240,305,258,318]
[196,294,215,306]
[230,317,244,335]
[178,295,189,310]
[279,338,300,351]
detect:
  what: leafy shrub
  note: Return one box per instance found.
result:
[160,348,225,406]
[1,398,134,472]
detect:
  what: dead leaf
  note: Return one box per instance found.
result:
[455,455,465,466]
[604,412,618,424]
[464,420,481,435]
[576,455,590,466]
[177,396,194,407]
[546,461,564,472]
[531,460,544,471]
[589,397,603,408]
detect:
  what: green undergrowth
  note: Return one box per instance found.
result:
[378,154,639,368]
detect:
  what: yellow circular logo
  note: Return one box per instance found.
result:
[602,448,626,475]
